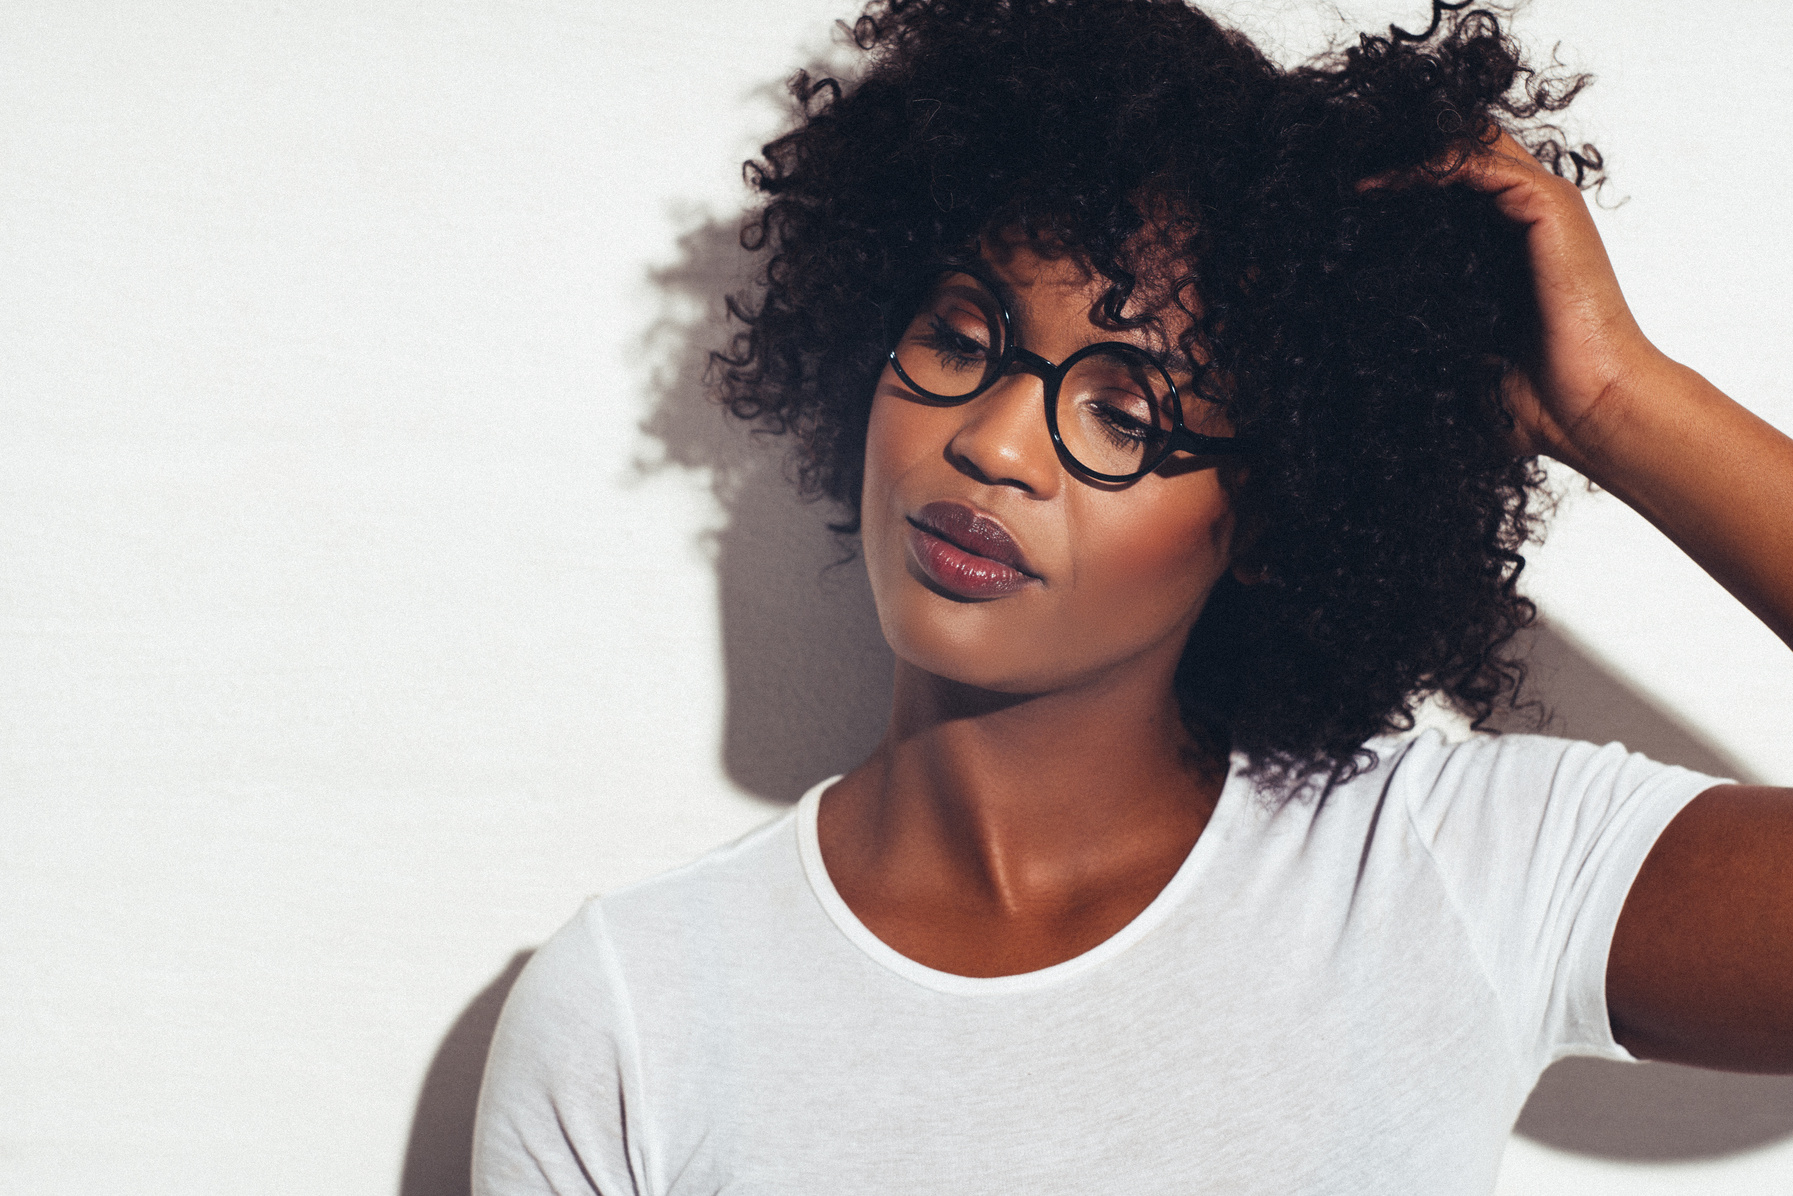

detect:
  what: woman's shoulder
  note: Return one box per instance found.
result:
[1361,727,1727,814]
[1239,728,1647,821]
[1333,729,1728,904]
[502,803,808,1027]
[1242,728,1729,878]
[511,779,855,1038]
[598,796,809,937]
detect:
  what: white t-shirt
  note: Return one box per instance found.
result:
[472,731,1724,1196]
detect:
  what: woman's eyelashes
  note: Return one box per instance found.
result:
[1088,399,1158,448]
[920,315,992,367]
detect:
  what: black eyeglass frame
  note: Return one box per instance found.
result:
[885,260,1253,484]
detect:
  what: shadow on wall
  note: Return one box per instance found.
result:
[636,214,893,805]
[398,951,533,1196]
[395,221,1792,1192]
[1490,622,1793,1159]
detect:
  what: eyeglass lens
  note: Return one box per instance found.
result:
[891,271,1179,479]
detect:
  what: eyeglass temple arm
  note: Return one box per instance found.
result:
[1169,427,1254,456]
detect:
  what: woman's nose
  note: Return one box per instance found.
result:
[943,370,1062,496]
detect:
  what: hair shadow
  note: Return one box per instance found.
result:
[637,214,894,805]
[1493,620,1793,1160]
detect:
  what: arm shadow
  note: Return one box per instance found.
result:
[398,951,533,1196]
[1491,620,1793,1161]
[635,214,893,805]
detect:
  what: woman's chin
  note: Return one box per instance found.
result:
[881,617,1118,700]
[883,629,1054,697]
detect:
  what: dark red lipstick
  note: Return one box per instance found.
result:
[905,500,1038,599]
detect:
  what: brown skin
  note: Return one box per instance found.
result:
[822,136,1793,1071]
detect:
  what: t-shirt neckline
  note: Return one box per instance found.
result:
[794,758,1249,996]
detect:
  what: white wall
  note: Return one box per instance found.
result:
[3,2,1790,1192]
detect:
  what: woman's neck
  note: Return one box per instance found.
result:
[816,651,1225,976]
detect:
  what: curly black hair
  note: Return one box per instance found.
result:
[715,0,1602,793]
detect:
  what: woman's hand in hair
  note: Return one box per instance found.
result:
[1445,127,1793,650]
[1445,129,1672,465]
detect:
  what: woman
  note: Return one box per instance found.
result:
[474,1,1793,1191]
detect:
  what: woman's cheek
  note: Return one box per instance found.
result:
[1072,481,1235,632]
[860,384,945,658]
[861,385,923,556]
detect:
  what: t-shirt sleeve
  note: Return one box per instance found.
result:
[1397,732,1728,1074]
[472,899,648,1196]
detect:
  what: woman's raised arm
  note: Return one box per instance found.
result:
[1453,131,1793,1072]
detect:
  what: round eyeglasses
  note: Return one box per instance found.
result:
[887,264,1252,483]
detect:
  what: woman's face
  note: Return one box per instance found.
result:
[861,238,1240,695]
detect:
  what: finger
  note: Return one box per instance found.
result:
[1444,130,1552,196]
[1361,129,1583,234]
[1355,129,1545,195]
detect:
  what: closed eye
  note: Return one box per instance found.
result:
[1087,396,1167,450]
[918,315,993,368]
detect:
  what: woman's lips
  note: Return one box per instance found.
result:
[905,500,1038,599]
